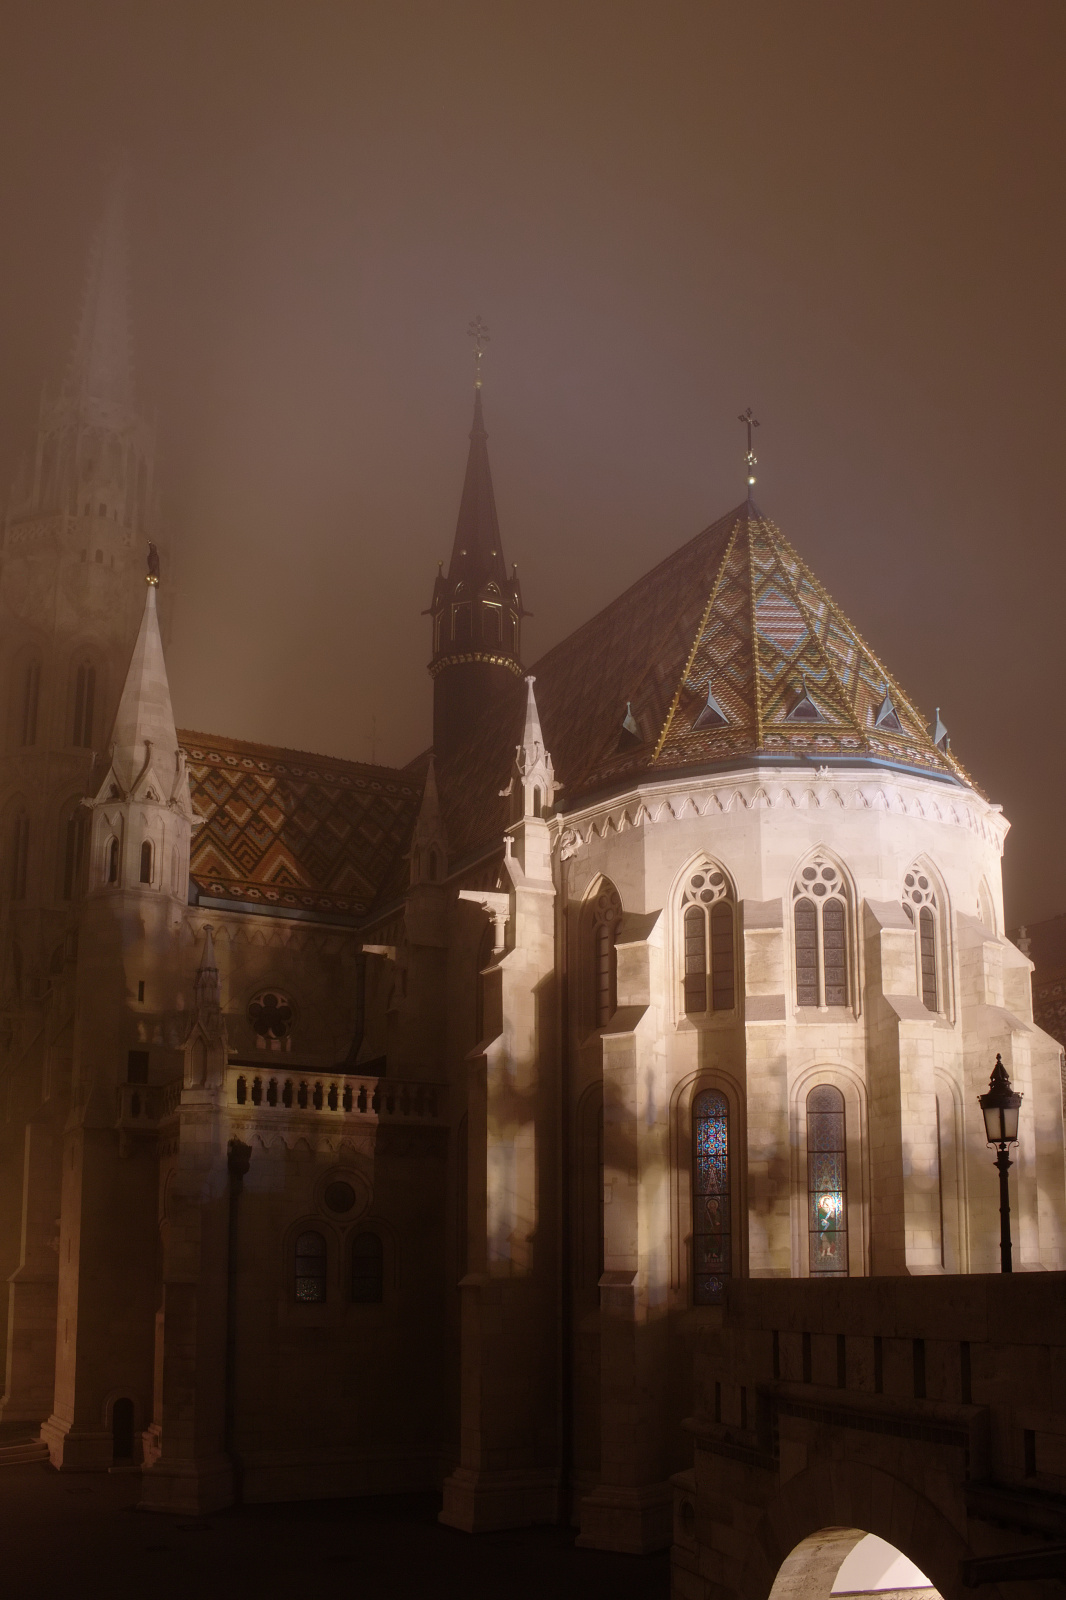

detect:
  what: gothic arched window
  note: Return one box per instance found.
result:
[61,808,88,900]
[72,661,96,748]
[792,856,849,1008]
[19,660,40,747]
[692,1089,730,1304]
[295,1231,327,1303]
[586,880,622,1029]
[902,867,939,1013]
[351,1232,384,1304]
[806,1084,848,1277]
[139,840,153,885]
[107,836,120,884]
[681,866,735,1017]
[10,811,29,901]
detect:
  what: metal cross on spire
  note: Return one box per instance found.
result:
[468,315,490,389]
[738,407,760,492]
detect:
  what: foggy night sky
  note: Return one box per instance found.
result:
[0,2,1063,926]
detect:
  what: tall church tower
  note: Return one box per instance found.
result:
[428,383,524,758]
[0,170,158,1060]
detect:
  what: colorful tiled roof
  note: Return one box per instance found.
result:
[437,501,971,861]
[179,731,422,922]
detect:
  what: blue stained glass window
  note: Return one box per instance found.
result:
[807,1085,848,1277]
[693,1089,730,1304]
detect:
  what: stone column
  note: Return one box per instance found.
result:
[740,899,791,1277]
[440,813,560,1532]
[863,900,940,1275]
[0,1112,61,1425]
[578,909,673,1554]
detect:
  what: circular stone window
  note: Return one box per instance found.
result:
[324,1180,357,1215]
[247,991,294,1040]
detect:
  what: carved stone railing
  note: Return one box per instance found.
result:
[227,1068,446,1124]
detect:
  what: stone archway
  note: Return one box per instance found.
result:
[735,1462,978,1600]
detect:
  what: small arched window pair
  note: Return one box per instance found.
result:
[681,866,735,1016]
[294,1230,384,1304]
[793,857,849,1008]
[586,880,622,1028]
[902,867,939,1013]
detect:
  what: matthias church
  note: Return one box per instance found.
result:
[0,183,1062,1567]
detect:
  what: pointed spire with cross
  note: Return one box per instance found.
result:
[468,315,490,390]
[738,407,760,495]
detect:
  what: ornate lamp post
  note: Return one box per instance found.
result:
[978,1055,1022,1273]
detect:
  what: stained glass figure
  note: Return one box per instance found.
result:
[693,1089,730,1304]
[807,1085,848,1276]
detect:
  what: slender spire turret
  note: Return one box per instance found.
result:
[428,337,524,759]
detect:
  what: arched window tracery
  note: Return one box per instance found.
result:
[806,1084,848,1277]
[692,1088,730,1304]
[680,865,735,1017]
[792,855,850,1008]
[902,866,940,1013]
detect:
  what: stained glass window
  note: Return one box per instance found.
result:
[793,859,849,1008]
[684,906,707,1015]
[794,898,818,1005]
[693,1089,730,1304]
[919,907,938,1012]
[351,1232,384,1304]
[822,899,847,1006]
[710,902,735,1011]
[807,1085,848,1276]
[903,868,939,1013]
[295,1230,327,1303]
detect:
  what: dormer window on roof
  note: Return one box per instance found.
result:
[785,677,825,724]
[693,682,729,730]
[874,689,904,732]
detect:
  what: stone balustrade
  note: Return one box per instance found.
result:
[228,1067,445,1123]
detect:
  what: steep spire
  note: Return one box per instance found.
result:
[511,676,558,819]
[428,375,525,760]
[409,756,448,885]
[62,163,135,421]
[446,389,508,587]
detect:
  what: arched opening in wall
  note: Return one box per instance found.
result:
[10,810,29,901]
[692,1088,731,1304]
[768,1529,940,1600]
[107,836,119,884]
[72,661,96,748]
[350,1232,384,1303]
[532,786,542,817]
[294,1231,327,1303]
[583,880,622,1032]
[61,807,89,900]
[901,866,944,1014]
[792,855,851,1008]
[139,840,153,885]
[111,1397,135,1462]
[483,602,502,645]
[453,601,471,646]
[679,864,736,1017]
[19,659,41,747]
[807,1084,848,1277]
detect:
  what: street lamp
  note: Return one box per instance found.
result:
[978,1055,1022,1273]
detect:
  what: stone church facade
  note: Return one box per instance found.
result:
[1,191,1063,1561]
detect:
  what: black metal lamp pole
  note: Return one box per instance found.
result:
[978,1055,1022,1274]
